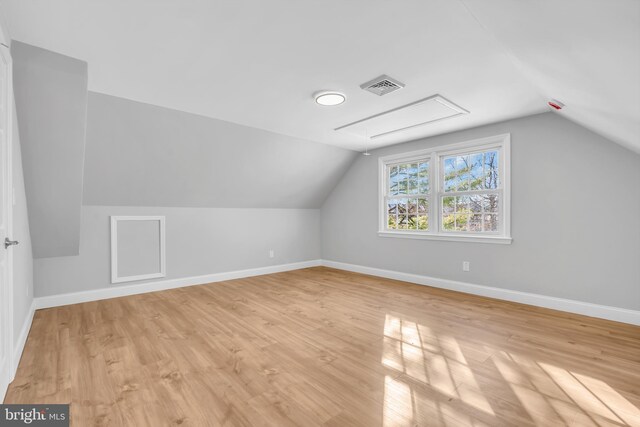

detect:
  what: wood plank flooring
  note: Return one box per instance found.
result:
[4,267,640,426]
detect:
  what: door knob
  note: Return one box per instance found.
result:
[5,237,19,249]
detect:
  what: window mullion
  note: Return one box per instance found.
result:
[431,151,439,234]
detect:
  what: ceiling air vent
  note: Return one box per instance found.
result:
[360,75,405,96]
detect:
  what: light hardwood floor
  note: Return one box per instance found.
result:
[4,267,640,426]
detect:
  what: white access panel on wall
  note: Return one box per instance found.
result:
[110,216,166,284]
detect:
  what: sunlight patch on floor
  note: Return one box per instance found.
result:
[492,351,640,426]
[382,375,413,427]
[380,314,640,426]
[572,373,640,426]
[539,362,624,424]
[381,314,495,425]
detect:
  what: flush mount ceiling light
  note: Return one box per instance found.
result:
[314,91,346,106]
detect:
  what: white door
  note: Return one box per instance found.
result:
[0,43,15,401]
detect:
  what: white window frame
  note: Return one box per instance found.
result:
[378,133,512,244]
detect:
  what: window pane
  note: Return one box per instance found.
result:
[484,151,499,189]
[442,213,455,230]
[444,155,473,191]
[387,200,398,215]
[418,162,429,194]
[469,214,483,232]
[408,198,417,215]
[398,164,408,194]
[444,158,456,192]
[483,213,498,232]
[443,149,500,192]
[397,198,408,231]
[418,215,428,230]
[387,199,398,230]
[470,153,484,190]
[483,194,499,213]
[469,195,483,213]
[455,156,470,191]
[442,196,455,214]
[455,196,471,213]
[388,196,429,232]
[390,182,398,195]
[408,215,417,229]
[389,165,399,195]
[408,163,419,194]
[454,213,469,231]
[417,198,428,215]
[397,199,407,215]
[441,194,500,233]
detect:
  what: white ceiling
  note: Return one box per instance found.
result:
[0,0,638,152]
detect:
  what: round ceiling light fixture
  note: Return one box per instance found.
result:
[314,91,346,106]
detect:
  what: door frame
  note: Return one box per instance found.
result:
[0,41,15,400]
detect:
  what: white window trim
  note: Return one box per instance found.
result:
[378,133,512,244]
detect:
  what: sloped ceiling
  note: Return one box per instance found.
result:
[462,0,640,153]
[0,0,638,153]
[82,93,357,208]
[12,41,88,258]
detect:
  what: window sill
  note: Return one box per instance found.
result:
[377,231,512,244]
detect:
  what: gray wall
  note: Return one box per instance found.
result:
[11,98,34,349]
[12,41,88,258]
[83,93,357,208]
[32,91,353,298]
[321,113,640,311]
[34,206,320,297]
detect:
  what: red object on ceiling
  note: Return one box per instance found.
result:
[548,99,564,110]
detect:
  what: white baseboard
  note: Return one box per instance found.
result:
[30,258,639,326]
[12,299,36,380]
[321,260,640,326]
[34,260,322,310]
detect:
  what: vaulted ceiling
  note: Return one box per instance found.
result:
[0,0,638,153]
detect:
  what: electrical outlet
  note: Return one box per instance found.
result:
[462,261,470,272]
[269,249,275,258]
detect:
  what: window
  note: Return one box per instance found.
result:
[379,134,511,244]
[386,160,430,231]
